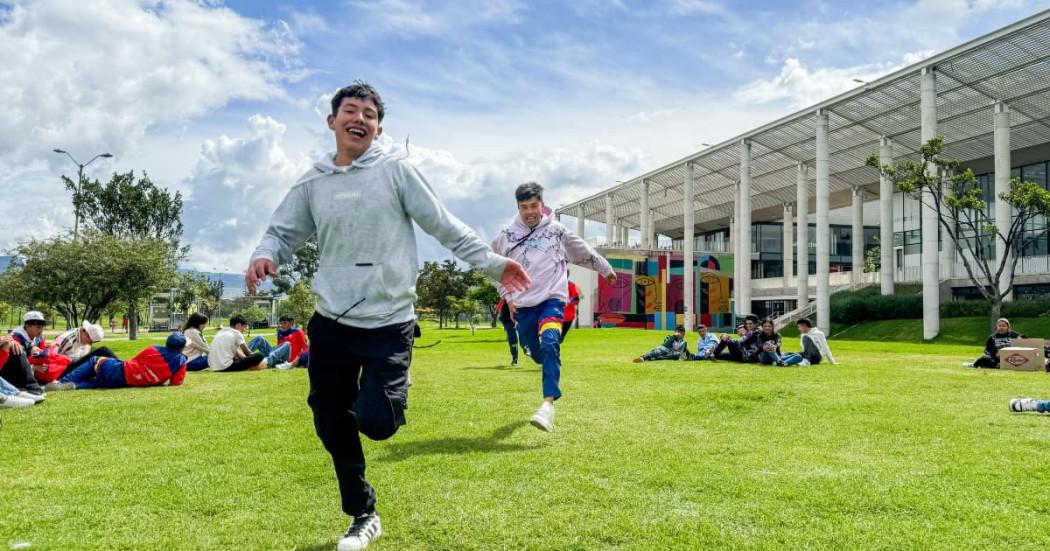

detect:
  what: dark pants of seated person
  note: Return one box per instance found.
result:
[220,353,265,372]
[60,346,118,378]
[973,355,1000,369]
[0,352,44,393]
[711,339,745,362]
[186,356,209,371]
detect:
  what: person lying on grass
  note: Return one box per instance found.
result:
[691,324,720,360]
[634,325,691,362]
[965,318,1023,369]
[779,318,836,366]
[710,315,761,363]
[45,332,188,391]
[756,318,784,366]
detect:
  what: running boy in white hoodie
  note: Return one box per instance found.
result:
[491,182,615,432]
[246,82,530,551]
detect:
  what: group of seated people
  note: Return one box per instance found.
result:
[0,310,311,406]
[633,315,836,366]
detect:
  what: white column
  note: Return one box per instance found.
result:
[920,66,940,340]
[640,180,650,249]
[995,101,1013,301]
[733,182,741,315]
[576,206,586,239]
[879,137,895,295]
[796,162,809,309]
[605,194,614,245]
[683,162,695,331]
[647,209,656,250]
[621,224,629,246]
[783,203,794,289]
[738,140,752,316]
[852,186,864,285]
[555,210,562,223]
[815,110,831,330]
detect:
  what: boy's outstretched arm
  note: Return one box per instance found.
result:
[399,163,530,292]
[246,185,316,294]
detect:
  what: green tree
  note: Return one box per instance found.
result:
[173,272,212,314]
[466,270,501,327]
[0,233,177,330]
[284,280,316,325]
[416,259,470,328]
[868,136,1050,328]
[234,304,268,329]
[271,237,319,295]
[864,238,880,274]
[74,170,186,339]
[447,295,480,334]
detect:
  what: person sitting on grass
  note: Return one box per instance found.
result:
[710,315,761,363]
[634,325,691,362]
[0,311,48,398]
[182,313,211,372]
[245,329,293,371]
[965,318,1023,368]
[692,324,720,360]
[209,315,272,372]
[274,314,309,369]
[46,332,188,391]
[756,318,785,366]
[0,338,45,406]
[779,318,833,366]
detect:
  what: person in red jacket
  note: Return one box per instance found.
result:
[276,314,309,367]
[46,333,188,390]
[560,278,580,343]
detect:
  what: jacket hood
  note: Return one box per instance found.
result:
[511,213,553,233]
[314,142,387,174]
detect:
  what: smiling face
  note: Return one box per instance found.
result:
[327,96,383,164]
[79,329,93,345]
[517,197,545,228]
[744,319,756,332]
[280,320,292,331]
[761,321,774,335]
[24,321,44,338]
[996,320,1010,334]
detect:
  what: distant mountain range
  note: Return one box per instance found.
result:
[0,256,270,298]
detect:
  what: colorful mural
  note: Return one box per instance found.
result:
[595,253,735,331]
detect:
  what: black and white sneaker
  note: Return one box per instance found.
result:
[337,512,382,551]
[1010,397,1039,413]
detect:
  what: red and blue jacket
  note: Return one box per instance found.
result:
[120,345,187,387]
[277,327,308,363]
[12,328,49,364]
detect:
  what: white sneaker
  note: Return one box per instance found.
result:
[1010,397,1039,413]
[17,391,45,404]
[530,401,555,432]
[0,394,35,409]
[337,512,382,551]
[962,362,975,367]
[44,381,75,391]
[275,362,293,370]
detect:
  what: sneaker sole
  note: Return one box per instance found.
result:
[530,416,553,432]
[337,526,381,551]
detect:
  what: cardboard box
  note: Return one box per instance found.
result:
[1000,347,1044,371]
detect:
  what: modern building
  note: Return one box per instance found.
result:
[559,10,1050,339]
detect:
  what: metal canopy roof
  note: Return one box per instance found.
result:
[558,9,1050,240]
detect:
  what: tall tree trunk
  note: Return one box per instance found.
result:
[129,301,140,341]
[990,298,1003,333]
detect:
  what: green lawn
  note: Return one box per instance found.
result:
[4,327,1050,549]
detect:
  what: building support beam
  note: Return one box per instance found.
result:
[995,101,1014,302]
[605,195,614,246]
[640,180,650,249]
[815,110,831,331]
[920,66,940,340]
[852,186,864,285]
[797,162,809,309]
[683,162,695,331]
[576,206,586,240]
[738,140,752,317]
[879,137,895,295]
[647,210,656,250]
[783,203,794,292]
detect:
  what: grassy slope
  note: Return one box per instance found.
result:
[3,328,1050,549]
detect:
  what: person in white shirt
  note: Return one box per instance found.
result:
[208,315,267,372]
[53,321,113,377]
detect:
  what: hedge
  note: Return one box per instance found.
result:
[829,287,1050,325]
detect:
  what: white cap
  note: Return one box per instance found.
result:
[23,311,45,323]
[81,321,104,343]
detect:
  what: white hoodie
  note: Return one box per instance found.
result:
[491,214,613,308]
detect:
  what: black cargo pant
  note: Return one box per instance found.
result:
[0,350,44,393]
[306,312,412,518]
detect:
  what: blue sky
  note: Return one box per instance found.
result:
[0,0,1043,273]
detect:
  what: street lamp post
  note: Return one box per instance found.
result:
[53,149,113,241]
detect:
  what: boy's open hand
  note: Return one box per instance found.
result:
[246,258,277,294]
[500,260,531,293]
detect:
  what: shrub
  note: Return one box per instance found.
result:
[830,290,921,325]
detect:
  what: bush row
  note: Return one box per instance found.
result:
[829,289,1050,325]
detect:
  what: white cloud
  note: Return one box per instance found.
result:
[348,0,524,37]
[732,51,935,108]
[180,115,311,273]
[0,0,302,169]
[626,109,676,123]
[666,0,724,15]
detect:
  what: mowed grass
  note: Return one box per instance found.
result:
[4,327,1050,549]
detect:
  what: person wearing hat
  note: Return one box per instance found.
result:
[966,318,1024,368]
[49,320,117,377]
[46,332,188,390]
[0,311,48,397]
